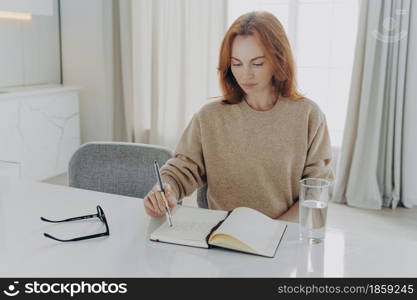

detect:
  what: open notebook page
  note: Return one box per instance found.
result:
[210,207,287,257]
[150,206,228,248]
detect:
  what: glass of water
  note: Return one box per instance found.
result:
[299,178,331,243]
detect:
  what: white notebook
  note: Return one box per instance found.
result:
[150,206,287,258]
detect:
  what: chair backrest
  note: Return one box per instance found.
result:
[197,185,208,209]
[68,142,173,199]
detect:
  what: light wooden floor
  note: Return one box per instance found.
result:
[44,173,417,240]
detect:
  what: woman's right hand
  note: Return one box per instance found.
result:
[144,183,177,217]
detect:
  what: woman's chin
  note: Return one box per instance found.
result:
[242,86,257,92]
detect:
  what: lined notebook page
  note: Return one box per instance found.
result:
[150,206,228,248]
[211,207,287,257]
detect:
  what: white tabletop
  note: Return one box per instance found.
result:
[0,177,416,277]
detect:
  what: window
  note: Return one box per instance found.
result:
[228,0,359,147]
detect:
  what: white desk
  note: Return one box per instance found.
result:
[1,177,416,277]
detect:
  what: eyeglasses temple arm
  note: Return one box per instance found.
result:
[43,232,109,242]
[40,213,97,223]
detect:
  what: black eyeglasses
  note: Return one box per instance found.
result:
[41,205,110,242]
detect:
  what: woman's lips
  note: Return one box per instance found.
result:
[241,83,257,89]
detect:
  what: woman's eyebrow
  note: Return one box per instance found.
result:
[231,56,265,62]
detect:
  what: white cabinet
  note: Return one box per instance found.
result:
[0,85,80,180]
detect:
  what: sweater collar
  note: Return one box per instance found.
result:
[239,95,282,116]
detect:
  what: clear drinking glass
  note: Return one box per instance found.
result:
[299,178,331,243]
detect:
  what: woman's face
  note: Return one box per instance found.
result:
[230,35,274,96]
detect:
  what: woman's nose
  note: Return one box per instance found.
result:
[242,66,254,80]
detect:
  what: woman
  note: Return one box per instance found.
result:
[144,11,333,222]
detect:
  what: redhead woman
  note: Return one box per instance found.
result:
[143,11,333,222]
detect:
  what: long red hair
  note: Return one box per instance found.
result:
[218,11,303,104]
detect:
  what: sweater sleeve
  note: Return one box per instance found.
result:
[160,113,206,201]
[302,114,334,181]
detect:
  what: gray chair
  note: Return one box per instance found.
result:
[68,141,209,207]
[68,142,173,199]
[197,185,208,209]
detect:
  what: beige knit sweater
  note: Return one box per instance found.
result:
[160,96,334,218]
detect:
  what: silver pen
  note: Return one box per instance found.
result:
[154,161,173,227]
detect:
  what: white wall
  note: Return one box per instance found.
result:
[0,0,53,15]
[0,0,60,88]
[60,0,114,143]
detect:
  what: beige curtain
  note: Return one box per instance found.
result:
[332,0,413,209]
[113,0,227,149]
[113,0,133,142]
[401,0,417,208]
